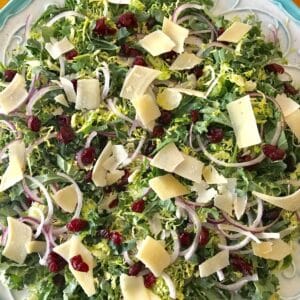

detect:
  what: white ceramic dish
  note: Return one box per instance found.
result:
[0,0,299,299]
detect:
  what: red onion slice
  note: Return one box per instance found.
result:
[216,274,259,291]
[161,272,177,299]
[22,179,43,204]
[98,62,110,99]
[85,131,98,148]
[170,230,180,263]
[46,11,86,27]
[123,251,134,266]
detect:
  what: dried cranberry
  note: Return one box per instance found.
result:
[179,232,192,247]
[118,169,130,187]
[71,79,78,92]
[66,218,89,232]
[70,255,89,272]
[57,115,71,127]
[4,69,17,82]
[191,66,204,79]
[284,154,297,172]
[128,262,144,276]
[237,154,257,171]
[131,199,145,213]
[199,227,210,247]
[263,144,285,161]
[190,110,201,123]
[117,12,138,29]
[230,255,253,276]
[158,110,172,126]
[265,63,285,74]
[144,272,156,288]
[119,44,142,57]
[109,198,119,209]
[57,126,75,144]
[65,49,78,60]
[77,147,96,165]
[207,128,224,144]
[217,27,225,36]
[25,196,33,207]
[142,140,156,157]
[94,18,117,36]
[161,51,178,61]
[133,56,147,66]
[27,115,41,132]
[99,229,111,239]
[284,82,298,96]
[47,252,67,273]
[85,170,93,182]
[146,16,157,30]
[110,231,123,246]
[262,208,281,223]
[53,274,66,287]
[152,125,164,138]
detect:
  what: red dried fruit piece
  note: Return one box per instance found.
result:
[77,147,96,165]
[152,125,165,138]
[57,115,71,127]
[57,126,75,144]
[142,140,156,157]
[47,252,67,273]
[119,44,142,57]
[284,82,298,96]
[143,272,156,288]
[66,218,89,232]
[198,227,210,247]
[131,199,145,213]
[158,110,172,126]
[4,69,17,82]
[265,63,284,74]
[94,18,117,36]
[27,115,41,132]
[190,110,200,123]
[71,79,78,92]
[179,232,192,247]
[108,198,119,209]
[65,49,78,60]
[133,56,147,66]
[207,128,224,144]
[191,66,204,79]
[230,255,253,276]
[117,12,138,29]
[84,170,93,182]
[262,144,285,161]
[110,231,123,246]
[161,51,177,61]
[70,255,89,272]
[128,262,144,276]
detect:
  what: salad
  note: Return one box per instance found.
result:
[0,0,300,299]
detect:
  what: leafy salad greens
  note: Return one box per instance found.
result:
[0,0,300,299]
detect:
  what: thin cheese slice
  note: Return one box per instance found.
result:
[171,88,206,98]
[0,140,26,192]
[234,195,248,220]
[3,217,32,264]
[217,22,252,43]
[45,37,74,60]
[150,143,184,172]
[156,88,183,111]
[55,94,69,107]
[191,182,217,204]
[92,141,113,187]
[120,66,161,101]
[199,250,229,278]
[60,77,76,103]
[174,154,204,183]
[149,174,189,200]
[275,93,300,117]
[102,156,118,171]
[0,74,28,115]
[106,170,125,186]
[120,274,150,300]
[170,53,202,71]
[53,184,78,213]
[76,79,101,110]
[227,95,261,148]
[252,240,291,261]
[202,165,227,185]
[162,18,189,53]
[139,30,176,56]
[132,94,161,127]
[112,145,128,165]
[252,188,300,211]
[25,241,46,254]
[285,109,300,140]
[214,192,234,216]
[136,236,171,276]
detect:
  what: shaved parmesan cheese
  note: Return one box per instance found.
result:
[0,140,26,192]
[108,0,130,4]
[3,217,32,264]
[252,189,300,211]
[53,184,77,213]
[106,170,125,186]
[132,94,161,127]
[0,74,28,115]
[139,30,175,56]
[120,275,150,300]
[162,18,189,53]
[60,77,76,103]
[217,22,252,43]
[25,241,46,254]
[136,236,171,276]
[149,174,189,201]
[191,182,217,204]
[156,88,183,111]
[234,195,248,220]
[76,79,101,110]
[227,95,261,148]
[285,109,300,140]
[174,154,204,183]
[214,192,234,216]
[171,87,205,98]
[170,53,202,70]
[102,156,118,171]
[252,240,291,261]
[150,143,184,172]
[54,94,69,107]
[54,236,96,297]
[92,141,113,187]
[148,291,161,300]
[199,250,229,278]
[45,37,74,60]
[275,93,300,117]
[112,145,128,165]
[120,66,161,101]
[203,165,227,185]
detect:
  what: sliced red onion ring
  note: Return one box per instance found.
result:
[175,199,201,260]
[106,98,134,124]
[24,14,33,43]
[22,179,43,204]
[30,206,45,239]
[123,251,134,266]
[121,136,146,167]
[215,274,259,291]
[172,3,204,23]
[161,272,177,300]
[46,11,86,27]
[0,226,8,246]
[57,172,83,219]
[26,132,57,156]
[170,230,180,263]
[218,236,251,251]
[97,62,110,99]
[26,86,61,116]
[218,224,260,243]
[85,131,98,148]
